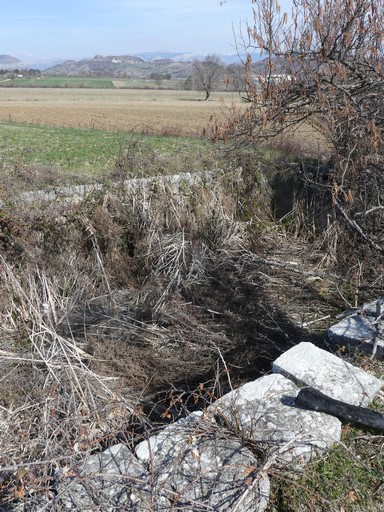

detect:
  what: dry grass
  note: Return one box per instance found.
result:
[0,88,241,136]
[0,163,274,508]
[2,154,346,508]
[0,137,382,509]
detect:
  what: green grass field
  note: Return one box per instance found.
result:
[0,76,181,89]
[0,86,235,193]
[0,120,218,192]
[0,122,124,173]
[1,77,117,88]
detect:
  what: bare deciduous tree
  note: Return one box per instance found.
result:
[193,54,224,100]
[225,63,247,93]
[217,0,384,257]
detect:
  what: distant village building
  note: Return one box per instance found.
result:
[254,73,293,84]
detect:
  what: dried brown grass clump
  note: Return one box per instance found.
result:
[112,135,221,180]
[0,259,144,509]
[2,143,378,509]
[0,162,277,508]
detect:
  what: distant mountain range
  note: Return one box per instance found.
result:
[133,51,258,65]
[0,51,261,72]
[0,54,64,70]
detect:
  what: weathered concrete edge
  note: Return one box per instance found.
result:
[6,169,224,207]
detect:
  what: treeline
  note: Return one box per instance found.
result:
[0,69,41,77]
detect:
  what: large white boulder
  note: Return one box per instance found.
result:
[273,342,382,406]
[135,411,270,512]
[58,443,149,511]
[208,373,341,467]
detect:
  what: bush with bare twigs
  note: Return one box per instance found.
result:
[216,0,384,269]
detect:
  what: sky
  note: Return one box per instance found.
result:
[0,0,269,62]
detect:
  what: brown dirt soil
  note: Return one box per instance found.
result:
[0,88,240,135]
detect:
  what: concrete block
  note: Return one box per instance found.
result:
[208,374,341,467]
[272,342,382,406]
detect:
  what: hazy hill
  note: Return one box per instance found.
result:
[0,54,22,67]
[42,52,260,79]
[133,50,261,65]
[44,54,194,79]
[0,54,64,70]
[1,51,261,73]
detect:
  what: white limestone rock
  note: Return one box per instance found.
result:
[328,315,384,359]
[135,411,270,512]
[58,443,150,511]
[272,342,382,406]
[208,374,341,467]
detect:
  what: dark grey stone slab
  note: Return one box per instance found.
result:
[328,315,384,359]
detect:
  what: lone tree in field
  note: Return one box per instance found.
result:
[217,0,384,256]
[193,54,223,100]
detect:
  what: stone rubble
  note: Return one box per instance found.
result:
[56,342,382,511]
[135,411,270,511]
[328,297,384,358]
[15,170,218,206]
[208,373,341,467]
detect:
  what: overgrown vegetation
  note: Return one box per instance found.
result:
[217,0,384,273]
[0,149,277,508]
[1,2,384,508]
[0,132,382,509]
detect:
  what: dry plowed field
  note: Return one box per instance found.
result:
[0,88,240,136]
